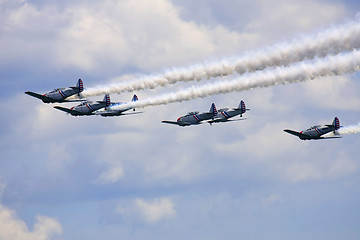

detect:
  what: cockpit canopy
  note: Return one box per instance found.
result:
[186,111,199,116]
[78,101,92,106]
[306,125,321,131]
[218,108,229,112]
[50,87,66,93]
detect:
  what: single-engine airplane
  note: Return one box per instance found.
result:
[53,94,111,116]
[91,95,142,117]
[284,117,341,140]
[53,94,140,117]
[208,100,249,124]
[25,79,84,103]
[162,103,217,126]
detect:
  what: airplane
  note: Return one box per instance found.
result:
[53,94,140,117]
[91,95,142,117]
[162,103,218,126]
[25,79,84,103]
[208,100,249,124]
[284,117,341,140]
[53,94,111,116]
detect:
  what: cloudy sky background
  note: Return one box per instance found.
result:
[1,0,360,239]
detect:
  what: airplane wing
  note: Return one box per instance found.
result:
[25,91,54,102]
[25,91,85,103]
[25,91,44,100]
[53,106,81,115]
[162,121,179,125]
[320,136,343,139]
[283,129,303,137]
[92,111,143,116]
[63,99,87,102]
[117,111,143,115]
[208,118,247,124]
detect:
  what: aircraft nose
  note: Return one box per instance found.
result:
[177,117,181,122]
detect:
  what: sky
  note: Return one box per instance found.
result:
[1,0,360,239]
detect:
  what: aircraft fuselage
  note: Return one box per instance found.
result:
[69,101,108,115]
[42,87,80,103]
[298,125,337,140]
[176,112,215,126]
[213,109,244,122]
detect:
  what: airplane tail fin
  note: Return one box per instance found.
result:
[104,94,111,107]
[132,94,138,102]
[210,103,217,117]
[131,94,138,111]
[235,100,249,117]
[333,117,340,131]
[76,79,84,93]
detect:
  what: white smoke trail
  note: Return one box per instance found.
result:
[113,50,360,110]
[338,123,360,135]
[81,20,360,97]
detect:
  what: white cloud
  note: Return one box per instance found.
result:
[117,197,176,223]
[261,193,283,207]
[0,179,62,240]
[245,0,347,41]
[326,155,358,179]
[134,198,176,223]
[1,0,360,238]
[283,154,359,183]
[302,76,360,111]
[215,120,303,159]
[54,0,247,72]
[96,162,124,184]
[0,206,62,240]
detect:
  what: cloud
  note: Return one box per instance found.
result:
[302,75,360,111]
[261,193,283,207]
[0,176,62,240]
[283,154,359,182]
[96,162,124,184]
[117,197,176,224]
[134,198,176,223]
[1,0,360,239]
[53,0,247,73]
[246,0,347,40]
[215,120,303,159]
[0,206,62,240]
[0,181,62,240]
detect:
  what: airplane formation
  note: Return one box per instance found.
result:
[25,79,344,140]
[26,79,141,117]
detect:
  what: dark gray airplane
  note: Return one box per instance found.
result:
[53,94,111,116]
[25,79,84,103]
[162,103,217,126]
[284,117,341,140]
[208,100,249,124]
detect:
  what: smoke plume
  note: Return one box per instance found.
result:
[81,20,360,97]
[338,123,360,135]
[112,51,360,110]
